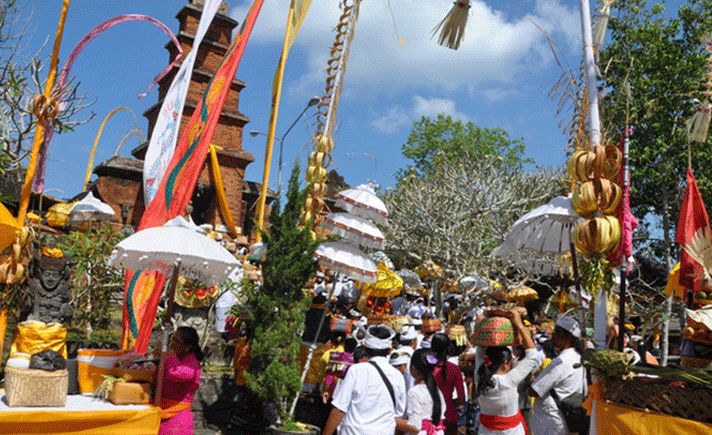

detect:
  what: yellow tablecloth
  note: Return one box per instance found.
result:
[0,393,160,435]
[597,401,712,435]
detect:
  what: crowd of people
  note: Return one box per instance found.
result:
[302,301,593,435]
[215,272,661,435]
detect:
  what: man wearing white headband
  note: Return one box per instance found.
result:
[398,325,418,350]
[390,346,414,393]
[323,325,407,435]
[528,314,588,435]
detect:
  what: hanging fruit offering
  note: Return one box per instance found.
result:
[567,140,623,297]
[567,144,623,260]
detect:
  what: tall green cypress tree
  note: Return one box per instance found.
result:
[245,164,322,420]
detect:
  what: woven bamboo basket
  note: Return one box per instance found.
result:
[681,355,712,369]
[5,366,68,407]
[604,377,712,423]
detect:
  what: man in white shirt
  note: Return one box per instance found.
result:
[407,298,427,319]
[528,314,587,435]
[323,325,407,435]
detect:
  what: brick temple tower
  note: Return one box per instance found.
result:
[91,0,270,239]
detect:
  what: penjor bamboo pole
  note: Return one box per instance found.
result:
[17,0,70,225]
[579,0,601,148]
[255,4,296,242]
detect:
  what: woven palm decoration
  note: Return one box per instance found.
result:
[688,34,712,143]
[592,0,614,51]
[432,0,471,50]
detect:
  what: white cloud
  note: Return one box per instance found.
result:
[230,0,580,98]
[372,95,469,135]
[372,106,410,134]
[412,96,469,122]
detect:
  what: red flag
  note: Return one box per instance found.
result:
[675,168,710,291]
[122,0,264,353]
[140,0,264,230]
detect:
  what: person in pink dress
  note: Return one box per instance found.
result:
[430,333,466,435]
[159,326,203,435]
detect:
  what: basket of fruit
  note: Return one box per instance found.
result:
[694,291,712,306]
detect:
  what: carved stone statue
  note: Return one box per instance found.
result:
[27,248,74,325]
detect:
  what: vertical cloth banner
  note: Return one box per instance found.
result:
[119,7,217,353]
[143,0,222,206]
[609,132,639,271]
[124,0,264,353]
[675,168,710,291]
[121,269,167,352]
[255,0,314,237]
[33,14,183,193]
[140,0,265,230]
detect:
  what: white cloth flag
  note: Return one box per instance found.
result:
[142,0,222,205]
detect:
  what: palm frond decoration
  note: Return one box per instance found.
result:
[432,0,471,50]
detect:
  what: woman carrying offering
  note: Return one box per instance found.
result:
[158,326,203,435]
[396,349,447,435]
[477,309,537,435]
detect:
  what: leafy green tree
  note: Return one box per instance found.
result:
[384,116,564,291]
[599,0,712,364]
[397,114,533,181]
[600,0,712,263]
[54,223,125,337]
[245,165,323,421]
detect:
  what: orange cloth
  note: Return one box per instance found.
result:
[0,407,159,434]
[160,397,192,421]
[582,382,604,415]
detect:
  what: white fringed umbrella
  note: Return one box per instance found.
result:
[108,215,239,408]
[69,191,115,223]
[314,241,377,283]
[335,184,388,225]
[321,212,385,249]
[108,216,238,286]
[494,195,583,275]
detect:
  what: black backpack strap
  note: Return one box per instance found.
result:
[369,361,396,408]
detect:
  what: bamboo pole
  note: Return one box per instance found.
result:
[255,3,296,241]
[579,0,601,148]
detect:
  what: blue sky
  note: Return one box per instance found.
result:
[23,0,588,200]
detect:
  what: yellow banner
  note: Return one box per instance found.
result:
[286,0,313,49]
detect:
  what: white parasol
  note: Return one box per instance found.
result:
[108,216,238,286]
[69,192,115,223]
[396,268,423,290]
[335,184,388,225]
[321,212,385,249]
[108,215,239,407]
[314,241,377,283]
[494,195,583,275]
